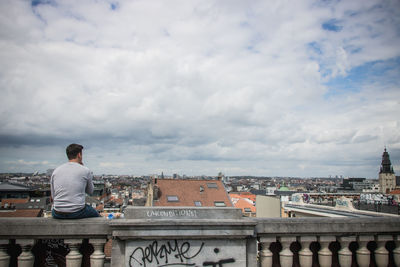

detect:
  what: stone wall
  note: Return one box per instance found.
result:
[1,209,400,267]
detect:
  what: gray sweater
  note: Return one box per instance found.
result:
[51,162,94,212]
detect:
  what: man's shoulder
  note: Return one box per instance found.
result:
[54,162,91,173]
[53,162,69,173]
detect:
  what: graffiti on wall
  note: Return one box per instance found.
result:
[127,239,241,267]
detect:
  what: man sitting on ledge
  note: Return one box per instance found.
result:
[51,143,100,219]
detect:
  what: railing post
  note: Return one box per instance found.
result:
[356,235,372,267]
[90,239,107,267]
[338,236,355,267]
[0,240,10,267]
[259,237,275,267]
[374,235,391,267]
[393,235,400,267]
[318,236,335,267]
[298,236,316,267]
[279,236,295,267]
[65,239,83,267]
[16,239,35,267]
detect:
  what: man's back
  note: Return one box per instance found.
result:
[51,162,94,213]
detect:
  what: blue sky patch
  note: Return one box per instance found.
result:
[31,0,54,7]
[324,57,400,98]
[110,2,119,10]
[308,41,322,55]
[322,19,343,32]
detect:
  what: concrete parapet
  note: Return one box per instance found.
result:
[0,217,110,239]
[125,206,243,219]
[1,215,400,266]
[111,207,257,267]
[254,217,400,236]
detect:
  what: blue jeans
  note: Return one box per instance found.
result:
[52,204,100,219]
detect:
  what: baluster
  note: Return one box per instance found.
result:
[374,235,391,267]
[65,239,83,267]
[356,235,372,267]
[90,239,107,267]
[279,236,295,267]
[17,239,35,267]
[318,236,335,267]
[259,237,275,267]
[298,236,316,267]
[393,235,400,267]
[338,236,355,267]
[0,240,10,267]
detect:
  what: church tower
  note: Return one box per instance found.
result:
[379,147,396,193]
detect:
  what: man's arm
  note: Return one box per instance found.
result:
[50,174,55,202]
[85,171,94,195]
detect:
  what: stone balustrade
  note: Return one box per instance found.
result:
[1,215,400,266]
[0,217,110,267]
[256,217,400,267]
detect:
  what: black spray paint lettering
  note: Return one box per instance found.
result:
[202,248,236,267]
[202,258,236,267]
[129,240,204,267]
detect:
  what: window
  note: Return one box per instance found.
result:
[214,201,226,207]
[194,201,202,207]
[167,195,179,202]
[244,208,251,213]
[207,183,218,189]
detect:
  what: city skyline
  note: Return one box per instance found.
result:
[0,0,399,178]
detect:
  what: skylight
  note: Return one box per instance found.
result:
[214,201,226,207]
[167,195,179,202]
[207,183,218,189]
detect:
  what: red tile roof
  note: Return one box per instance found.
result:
[1,198,29,207]
[154,179,232,207]
[229,192,256,203]
[0,209,43,217]
[234,198,256,213]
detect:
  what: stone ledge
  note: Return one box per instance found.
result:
[254,217,400,235]
[110,218,257,226]
[111,219,256,239]
[124,206,243,219]
[0,217,110,239]
[2,217,400,240]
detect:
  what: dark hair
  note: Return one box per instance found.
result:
[66,144,84,160]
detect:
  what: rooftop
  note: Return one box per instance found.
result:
[154,179,233,207]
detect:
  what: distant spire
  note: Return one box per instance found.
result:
[380,147,394,174]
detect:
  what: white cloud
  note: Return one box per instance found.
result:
[9,159,50,166]
[0,0,399,177]
[99,162,126,168]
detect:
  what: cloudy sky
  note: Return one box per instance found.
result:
[0,0,399,178]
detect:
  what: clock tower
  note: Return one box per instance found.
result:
[379,147,396,194]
